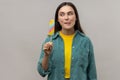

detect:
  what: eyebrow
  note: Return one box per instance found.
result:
[59,11,74,14]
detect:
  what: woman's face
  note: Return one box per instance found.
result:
[58,5,76,31]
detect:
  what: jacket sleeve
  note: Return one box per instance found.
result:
[87,39,97,80]
[37,37,52,77]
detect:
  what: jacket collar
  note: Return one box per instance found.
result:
[52,30,85,40]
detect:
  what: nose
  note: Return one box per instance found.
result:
[64,14,69,20]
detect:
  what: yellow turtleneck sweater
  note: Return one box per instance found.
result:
[60,31,74,78]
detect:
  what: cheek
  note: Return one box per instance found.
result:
[58,18,64,24]
[70,18,76,24]
[71,16,76,21]
[71,19,76,22]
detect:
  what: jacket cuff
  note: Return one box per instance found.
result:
[37,62,50,77]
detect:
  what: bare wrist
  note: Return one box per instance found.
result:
[44,54,50,57]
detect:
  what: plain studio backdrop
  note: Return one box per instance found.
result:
[0,0,120,80]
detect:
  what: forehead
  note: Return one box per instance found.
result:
[58,5,74,13]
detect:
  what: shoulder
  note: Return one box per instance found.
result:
[76,30,91,41]
[76,30,93,45]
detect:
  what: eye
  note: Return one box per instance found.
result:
[59,12,65,16]
[68,11,74,15]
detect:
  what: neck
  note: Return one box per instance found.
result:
[61,29,75,35]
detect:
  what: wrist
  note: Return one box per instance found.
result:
[44,54,50,57]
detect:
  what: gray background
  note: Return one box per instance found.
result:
[0,0,120,80]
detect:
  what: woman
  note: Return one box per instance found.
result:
[37,2,97,80]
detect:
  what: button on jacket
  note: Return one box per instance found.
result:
[37,30,97,80]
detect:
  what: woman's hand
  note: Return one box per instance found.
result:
[43,42,53,56]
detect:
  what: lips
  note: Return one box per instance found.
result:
[64,22,71,24]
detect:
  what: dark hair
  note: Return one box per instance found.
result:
[54,2,85,34]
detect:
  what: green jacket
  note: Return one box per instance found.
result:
[37,30,97,80]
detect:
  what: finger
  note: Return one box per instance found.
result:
[48,42,53,46]
[48,42,53,45]
[43,43,49,49]
[43,45,51,51]
[43,42,53,51]
[43,47,48,50]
